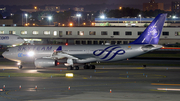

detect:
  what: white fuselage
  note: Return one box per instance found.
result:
[2,44,162,63]
[0,34,24,46]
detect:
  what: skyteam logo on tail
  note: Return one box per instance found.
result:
[93,45,125,61]
[130,14,167,45]
[143,21,160,44]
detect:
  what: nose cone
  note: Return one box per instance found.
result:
[20,39,24,44]
[2,52,6,58]
[18,39,24,45]
[14,39,24,46]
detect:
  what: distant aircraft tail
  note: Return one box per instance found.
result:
[130,13,167,44]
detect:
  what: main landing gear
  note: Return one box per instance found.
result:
[67,66,79,70]
[67,65,96,70]
[84,65,95,69]
[18,65,23,69]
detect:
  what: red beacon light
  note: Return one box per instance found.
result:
[57,62,60,65]
[55,61,60,66]
[65,43,68,46]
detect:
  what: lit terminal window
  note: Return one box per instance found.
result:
[43,31,50,35]
[53,31,57,36]
[21,31,27,35]
[9,31,16,34]
[89,31,96,35]
[175,32,180,36]
[32,31,39,35]
[66,31,72,35]
[78,31,84,35]
[0,31,4,34]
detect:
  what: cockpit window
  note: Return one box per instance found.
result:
[5,49,9,52]
[17,37,23,39]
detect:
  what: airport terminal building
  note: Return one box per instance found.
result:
[0,26,180,45]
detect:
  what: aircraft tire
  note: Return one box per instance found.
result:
[84,65,89,69]
[90,65,95,69]
[67,66,73,70]
[74,66,79,70]
[18,65,23,69]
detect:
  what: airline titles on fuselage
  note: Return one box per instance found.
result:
[0,36,9,40]
[18,46,53,51]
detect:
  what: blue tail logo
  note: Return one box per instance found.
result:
[130,14,167,44]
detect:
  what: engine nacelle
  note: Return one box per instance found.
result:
[34,58,58,68]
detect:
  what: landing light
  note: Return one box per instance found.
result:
[27,51,35,57]
[12,45,16,47]
[17,62,21,65]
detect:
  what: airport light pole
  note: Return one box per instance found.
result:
[76,14,81,26]
[91,14,93,21]
[100,15,105,19]
[25,13,28,24]
[139,14,141,23]
[48,16,52,25]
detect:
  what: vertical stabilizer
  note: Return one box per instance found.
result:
[130,14,167,44]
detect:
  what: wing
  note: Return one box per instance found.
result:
[43,51,97,66]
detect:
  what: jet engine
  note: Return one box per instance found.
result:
[34,58,58,68]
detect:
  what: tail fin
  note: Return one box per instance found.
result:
[130,13,167,44]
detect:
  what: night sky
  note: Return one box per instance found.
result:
[0,0,172,5]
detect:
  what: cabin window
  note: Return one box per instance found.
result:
[21,31,27,35]
[32,31,39,35]
[43,31,50,35]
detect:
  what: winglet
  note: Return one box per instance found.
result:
[130,13,167,44]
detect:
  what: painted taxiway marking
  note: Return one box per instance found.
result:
[151,83,180,86]
[95,71,108,73]
[157,88,180,91]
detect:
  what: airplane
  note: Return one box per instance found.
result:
[2,13,167,70]
[0,34,24,46]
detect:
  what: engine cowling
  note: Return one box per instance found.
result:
[34,58,58,68]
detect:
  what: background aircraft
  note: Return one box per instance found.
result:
[0,34,24,46]
[2,14,167,70]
